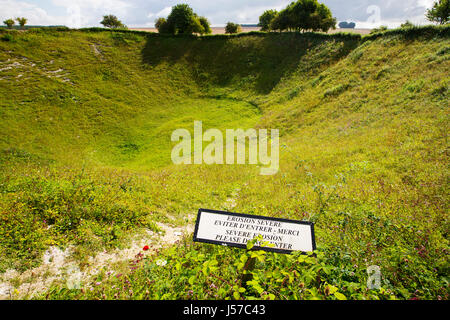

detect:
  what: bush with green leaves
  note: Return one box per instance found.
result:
[225,22,242,34]
[1,33,14,42]
[370,25,388,34]
[41,236,401,300]
[400,21,415,28]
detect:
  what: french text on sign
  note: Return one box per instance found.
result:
[193,209,316,254]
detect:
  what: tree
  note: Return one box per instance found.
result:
[289,0,336,32]
[258,9,278,31]
[309,2,337,32]
[3,19,15,29]
[166,4,195,34]
[270,9,291,32]
[167,4,204,34]
[155,17,166,32]
[155,18,171,33]
[225,22,242,34]
[199,17,212,35]
[268,0,336,32]
[186,15,205,34]
[100,15,127,29]
[16,17,27,29]
[156,4,210,35]
[426,0,449,24]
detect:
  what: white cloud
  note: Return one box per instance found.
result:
[1,0,133,28]
[51,0,131,12]
[147,6,172,19]
[51,0,132,27]
[417,0,435,9]
[0,0,66,26]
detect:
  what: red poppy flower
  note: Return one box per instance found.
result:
[143,245,149,251]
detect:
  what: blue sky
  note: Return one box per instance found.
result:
[0,0,437,28]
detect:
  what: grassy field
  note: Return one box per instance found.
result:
[0,26,448,300]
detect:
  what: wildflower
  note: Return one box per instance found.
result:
[155,259,167,267]
[143,245,149,251]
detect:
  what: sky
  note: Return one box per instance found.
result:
[0,0,438,28]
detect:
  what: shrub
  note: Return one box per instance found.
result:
[400,20,414,29]
[1,33,14,42]
[370,25,388,34]
[225,22,242,34]
[363,24,450,42]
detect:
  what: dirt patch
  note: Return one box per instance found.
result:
[0,54,74,84]
[90,44,104,61]
[0,246,73,299]
[0,220,194,300]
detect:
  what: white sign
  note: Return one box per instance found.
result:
[193,209,316,253]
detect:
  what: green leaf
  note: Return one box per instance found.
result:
[327,284,338,295]
[233,291,240,300]
[334,292,347,300]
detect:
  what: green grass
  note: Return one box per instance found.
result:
[0,26,449,300]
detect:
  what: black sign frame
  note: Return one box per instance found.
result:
[193,208,316,254]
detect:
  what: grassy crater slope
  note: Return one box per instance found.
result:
[0,27,449,300]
